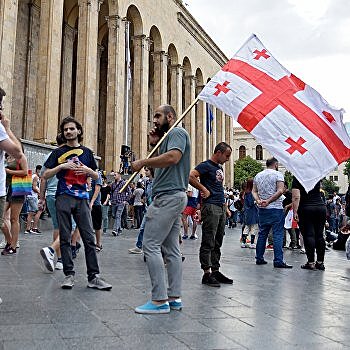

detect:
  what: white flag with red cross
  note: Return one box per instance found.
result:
[198,34,350,192]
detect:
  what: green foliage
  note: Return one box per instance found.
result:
[344,159,350,180]
[234,156,263,189]
[284,170,293,189]
[322,178,339,197]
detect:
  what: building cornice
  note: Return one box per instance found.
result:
[173,0,228,67]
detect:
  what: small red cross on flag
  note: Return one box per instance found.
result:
[198,34,350,192]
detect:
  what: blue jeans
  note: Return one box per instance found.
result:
[136,214,146,249]
[112,203,125,231]
[256,208,284,265]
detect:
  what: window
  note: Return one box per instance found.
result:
[329,176,333,181]
[256,145,263,160]
[239,145,246,159]
[334,175,338,181]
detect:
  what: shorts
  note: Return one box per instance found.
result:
[0,196,6,227]
[183,206,197,217]
[26,196,39,213]
[6,185,25,203]
[46,195,58,230]
[91,205,102,230]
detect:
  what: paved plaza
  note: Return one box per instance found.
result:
[0,223,349,350]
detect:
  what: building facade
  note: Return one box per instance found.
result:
[234,127,349,193]
[0,0,235,185]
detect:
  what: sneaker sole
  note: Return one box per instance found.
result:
[169,305,182,311]
[87,284,112,291]
[40,249,54,272]
[202,283,221,288]
[61,284,74,289]
[135,308,170,314]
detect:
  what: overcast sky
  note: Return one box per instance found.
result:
[186,0,350,121]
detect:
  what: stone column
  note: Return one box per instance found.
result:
[152,51,168,108]
[216,110,222,143]
[96,43,104,120]
[60,23,77,121]
[23,2,40,140]
[195,84,206,164]
[183,75,196,166]
[34,0,64,143]
[75,0,99,151]
[0,0,19,117]
[170,64,183,116]
[131,34,149,159]
[212,107,217,151]
[104,15,121,171]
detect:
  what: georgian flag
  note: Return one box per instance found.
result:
[198,34,350,192]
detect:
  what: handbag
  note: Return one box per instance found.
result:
[11,165,32,197]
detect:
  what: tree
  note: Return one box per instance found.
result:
[344,159,350,180]
[322,178,339,197]
[234,156,263,189]
[284,170,293,189]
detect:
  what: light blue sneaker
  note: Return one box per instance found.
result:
[135,301,170,314]
[169,298,182,311]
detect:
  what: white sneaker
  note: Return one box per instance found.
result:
[16,241,20,249]
[55,260,63,270]
[0,240,7,249]
[40,247,55,272]
[249,243,256,249]
[241,243,247,248]
[128,247,143,254]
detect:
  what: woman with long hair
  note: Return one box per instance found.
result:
[1,150,28,255]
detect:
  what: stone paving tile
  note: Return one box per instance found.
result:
[172,331,245,349]
[118,333,190,350]
[1,224,350,349]
[0,324,60,341]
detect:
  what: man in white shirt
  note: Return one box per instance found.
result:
[253,157,292,269]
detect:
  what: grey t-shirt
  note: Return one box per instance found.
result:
[152,127,191,197]
[254,169,284,209]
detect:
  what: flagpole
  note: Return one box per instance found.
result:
[119,97,200,193]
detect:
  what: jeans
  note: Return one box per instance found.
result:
[56,194,99,280]
[111,203,125,231]
[143,192,187,300]
[228,210,238,227]
[101,205,109,232]
[134,205,144,229]
[200,203,227,271]
[46,194,58,230]
[256,208,284,265]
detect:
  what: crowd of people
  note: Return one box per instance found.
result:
[0,91,348,311]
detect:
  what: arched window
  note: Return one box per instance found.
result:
[239,145,246,159]
[256,145,263,160]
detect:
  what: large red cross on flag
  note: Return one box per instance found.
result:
[198,34,350,192]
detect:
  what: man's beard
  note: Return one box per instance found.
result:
[160,121,170,133]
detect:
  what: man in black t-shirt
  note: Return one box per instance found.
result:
[189,142,233,287]
[43,116,111,291]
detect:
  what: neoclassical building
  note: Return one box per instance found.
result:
[0,0,235,185]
